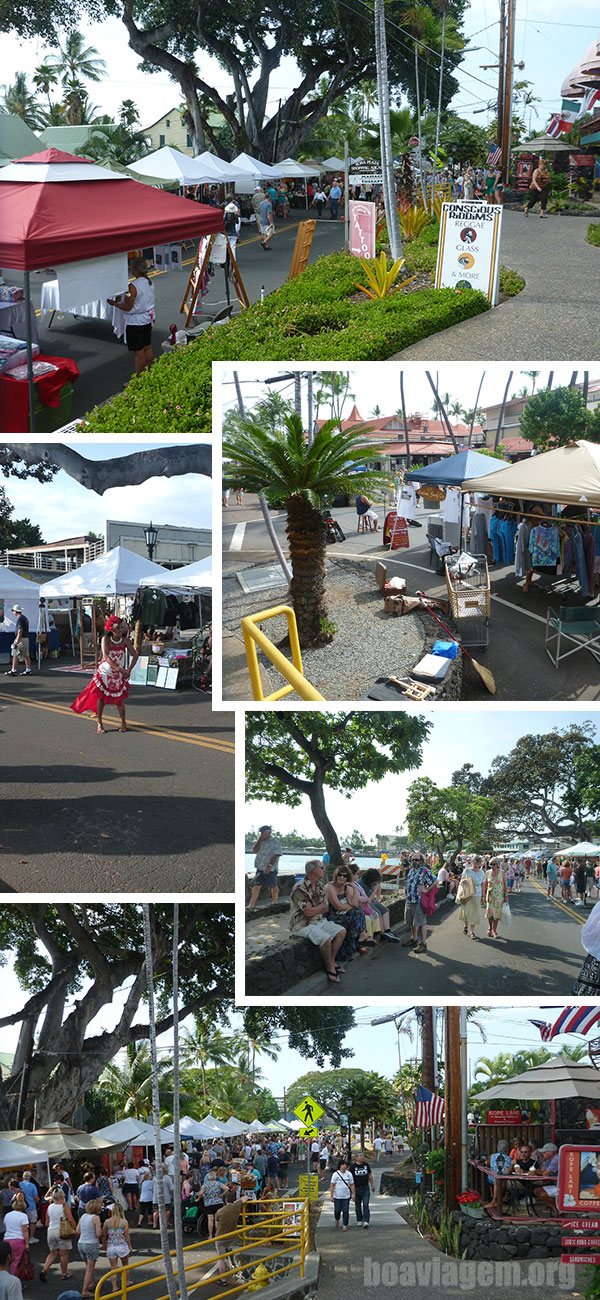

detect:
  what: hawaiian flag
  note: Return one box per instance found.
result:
[530,1007,600,1041]
[415,1084,445,1127]
[580,88,600,117]
[547,113,574,138]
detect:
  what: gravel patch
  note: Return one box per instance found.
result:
[223,559,426,700]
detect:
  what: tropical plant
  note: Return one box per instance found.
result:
[222,411,388,643]
[45,31,107,85]
[84,122,149,166]
[99,1042,174,1120]
[1,72,41,128]
[354,251,416,299]
[399,205,431,240]
[180,1014,239,1104]
[432,1210,463,1256]
[32,62,60,114]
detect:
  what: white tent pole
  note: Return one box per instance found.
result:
[24,272,36,434]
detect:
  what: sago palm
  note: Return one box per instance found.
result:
[222,413,387,645]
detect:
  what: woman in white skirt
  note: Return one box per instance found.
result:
[457,856,486,940]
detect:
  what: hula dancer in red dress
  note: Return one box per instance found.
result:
[71,615,139,733]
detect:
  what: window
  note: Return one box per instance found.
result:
[166,118,170,128]
[159,133,165,146]
[186,133,192,148]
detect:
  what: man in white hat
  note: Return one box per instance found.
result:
[223,195,241,259]
[5,605,31,676]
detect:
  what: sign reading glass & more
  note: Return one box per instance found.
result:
[435,201,503,305]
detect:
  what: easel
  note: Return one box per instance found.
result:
[180,235,249,325]
[78,602,101,670]
[288,221,316,280]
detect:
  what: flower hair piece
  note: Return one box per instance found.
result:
[105,614,122,634]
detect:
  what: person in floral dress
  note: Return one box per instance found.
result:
[71,614,138,733]
[482,857,508,939]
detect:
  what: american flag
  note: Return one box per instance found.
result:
[486,145,502,167]
[415,1084,445,1127]
[530,1007,600,1041]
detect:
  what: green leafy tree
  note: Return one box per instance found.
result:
[246,712,430,864]
[99,1041,175,1120]
[84,121,149,166]
[519,385,599,451]
[438,114,488,164]
[180,1012,239,1104]
[222,413,388,644]
[45,30,107,84]
[0,486,44,549]
[32,61,60,114]
[287,1068,398,1145]
[482,723,599,840]
[574,746,600,821]
[406,776,496,854]
[1,72,42,127]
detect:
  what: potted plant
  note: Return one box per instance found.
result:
[457,1190,485,1219]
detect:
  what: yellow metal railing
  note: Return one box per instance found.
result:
[240,605,325,701]
[94,1199,309,1300]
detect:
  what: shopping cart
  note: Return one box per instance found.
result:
[444,552,490,650]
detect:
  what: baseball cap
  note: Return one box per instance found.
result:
[259,824,272,831]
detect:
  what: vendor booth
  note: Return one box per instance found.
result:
[0,565,60,664]
[405,449,510,557]
[0,149,224,430]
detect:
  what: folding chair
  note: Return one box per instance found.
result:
[545,604,600,668]
[429,536,454,575]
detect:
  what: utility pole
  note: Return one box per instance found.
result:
[294,372,302,419]
[444,1006,462,1212]
[307,371,314,446]
[497,0,506,169]
[500,0,516,187]
[421,1008,435,1091]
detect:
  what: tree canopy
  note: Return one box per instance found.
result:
[286,1067,399,1141]
[482,723,599,840]
[0,485,43,549]
[406,776,497,854]
[519,385,600,452]
[0,904,356,1128]
[0,444,211,493]
[245,712,431,863]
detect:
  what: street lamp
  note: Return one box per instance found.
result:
[144,521,159,561]
[347,1097,353,1161]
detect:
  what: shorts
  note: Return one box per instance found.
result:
[26,1208,38,1223]
[125,323,152,352]
[78,1244,100,1262]
[405,900,426,928]
[204,1202,224,1214]
[48,1232,72,1251]
[122,1183,138,1196]
[107,1250,129,1262]
[298,918,346,947]
[11,639,29,661]
[254,868,278,887]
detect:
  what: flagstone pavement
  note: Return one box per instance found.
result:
[396,208,600,360]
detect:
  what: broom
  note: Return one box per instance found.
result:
[415,591,497,695]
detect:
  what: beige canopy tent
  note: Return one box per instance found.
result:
[475,1054,600,1102]
[461,440,600,508]
[0,1122,122,1157]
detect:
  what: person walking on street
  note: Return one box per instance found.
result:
[328,180,342,219]
[251,186,265,235]
[350,1153,374,1228]
[402,855,435,954]
[330,1161,354,1231]
[258,193,275,250]
[5,606,31,677]
[314,186,327,218]
[482,857,508,939]
[525,159,550,216]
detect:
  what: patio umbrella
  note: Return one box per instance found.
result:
[475,1054,600,1101]
[405,449,510,486]
[513,135,573,154]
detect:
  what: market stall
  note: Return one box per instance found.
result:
[0,148,225,430]
[0,565,60,664]
[405,449,510,561]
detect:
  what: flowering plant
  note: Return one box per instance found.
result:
[457,1191,482,1207]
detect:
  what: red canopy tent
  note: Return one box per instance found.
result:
[0,150,224,428]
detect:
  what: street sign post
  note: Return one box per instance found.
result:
[299,1126,319,1140]
[293,1095,325,1127]
[298,1173,319,1202]
[348,161,384,188]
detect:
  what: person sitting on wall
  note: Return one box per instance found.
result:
[289,859,347,985]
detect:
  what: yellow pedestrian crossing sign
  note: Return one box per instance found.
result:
[299,1126,319,1140]
[293,1094,324,1126]
[299,1173,320,1202]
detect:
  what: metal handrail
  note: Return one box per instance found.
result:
[240,605,325,701]
[93,1199,309,1300]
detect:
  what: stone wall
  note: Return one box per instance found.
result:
[456,1213,564,1260]
[380,1171,418,1197]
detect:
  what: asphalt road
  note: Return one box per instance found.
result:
[287,878,587,998]
[16,215,345,421]
[222,498,600,701]
[0,669,235,892]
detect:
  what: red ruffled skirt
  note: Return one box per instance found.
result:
[71,668,129,715]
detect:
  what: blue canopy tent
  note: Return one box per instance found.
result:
[404,449,510,486]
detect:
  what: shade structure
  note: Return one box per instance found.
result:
[230,151,280,180]
[562,38,600,98]
[246,1119,271,1133]
[321,156,357,170]
[0,149,224,271]
[0,1135,50,1168]
[123,1120,177,1146]
[41,545,168,599]
[216,1117,249,1138]
[461,440,600,508]
[163,1116,232,1140]
[554,842,600,858]
[270,158,322,178]
[514,135,573,154]
[139,556,212,591]
[405,449,510,487]
[92,1118,153,1146]
[0,1122,118,1157]
[0,566,43,632]
[129,146,246,187]
[475,1054,600,1102]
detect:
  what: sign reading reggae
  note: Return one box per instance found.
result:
[435,202,503,305]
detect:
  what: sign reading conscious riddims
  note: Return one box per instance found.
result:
[435,202,503,305]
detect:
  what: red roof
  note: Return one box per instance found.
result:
[317,405,481,440]
[502,436,533,453]
[0,150,224,270]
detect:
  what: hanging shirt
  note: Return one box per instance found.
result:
[442,487,461,525]
[529,525,560,568]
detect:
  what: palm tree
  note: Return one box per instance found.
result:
[32,63,60,115]
[46,31,107,85]
[84,122,149,167]
[100,1042,172,1120]
[180,1016,238,1104]
[314,371,355,422]
[170,906,189,1300]
[62,79,99,126]
[222,413,387,645]
[242,1028,280,1095]
[1,73,41,128]
[374,0,404,259]
[523,370,540,395]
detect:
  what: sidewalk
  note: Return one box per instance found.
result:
[397,210,600,359]
[315,1172,579,1298]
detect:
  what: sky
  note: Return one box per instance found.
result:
[2,4,599,138]
[0,955,590,1101]
[245,708,598,840]
[4,440,212,541]
[220,363,599,429]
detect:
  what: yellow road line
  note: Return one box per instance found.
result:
[528,876,586,927]
[0,691,234,754]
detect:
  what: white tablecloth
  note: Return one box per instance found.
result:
[0,298,40,347]
[40,280,121,333]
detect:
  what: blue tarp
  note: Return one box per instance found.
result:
[404,448,510,487]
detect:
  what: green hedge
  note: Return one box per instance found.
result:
[587,222,600,247]
[83,251,489,433]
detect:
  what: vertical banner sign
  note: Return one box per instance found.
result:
[557,1144,600,1211]
[435,202,503,305]
[349,201,377,259]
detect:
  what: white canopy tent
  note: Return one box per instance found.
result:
[92,1118,153,1146]
[553,842,600,858]
[321,156,358,170]
[0,566,42,632]
[139,556,213,592]
[462,440,600,509]
[271,158,322,178]
[41,546,169,599]
[129,146,246,187]
[0,1135,50,1182]
[230,152,280,181]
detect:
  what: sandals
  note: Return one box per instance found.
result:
[327,970,341,983]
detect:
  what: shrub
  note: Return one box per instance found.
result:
[354,251,416,299]
[399,205,431,240]
[83,251,489,432]
[498,266,525,297]
[587,222,600,247]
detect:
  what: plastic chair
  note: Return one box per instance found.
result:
[545,604,600,668]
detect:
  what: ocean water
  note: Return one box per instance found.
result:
[244,852,387,878]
